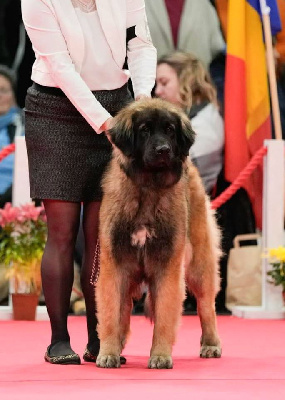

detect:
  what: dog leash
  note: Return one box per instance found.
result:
[90,239,100,286]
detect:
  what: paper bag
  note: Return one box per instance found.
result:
[226,233,262,310]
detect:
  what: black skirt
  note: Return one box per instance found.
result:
[24,83,132,202]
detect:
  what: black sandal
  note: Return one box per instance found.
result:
[44,343,81,365]
[83,348,126,365]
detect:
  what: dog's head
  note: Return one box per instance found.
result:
[109,98,195,188]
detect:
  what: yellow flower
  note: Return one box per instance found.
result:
[269,246,285,263]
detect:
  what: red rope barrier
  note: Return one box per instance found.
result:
[211,146,268,209]
[0,142,268,211]
[0,143,15,162]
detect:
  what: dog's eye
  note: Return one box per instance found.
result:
[139,124,150,135]
[166,124,176,135]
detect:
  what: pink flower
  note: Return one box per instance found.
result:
[20,203,44,221]
[0,203,20,227]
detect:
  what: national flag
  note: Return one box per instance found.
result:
[224,0,281,228]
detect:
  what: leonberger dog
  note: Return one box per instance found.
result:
[96,98,222,369]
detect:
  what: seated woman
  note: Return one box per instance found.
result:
[155,51,224,195]
[0,65,24,209]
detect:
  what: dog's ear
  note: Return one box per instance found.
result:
[108,114,134,157]
[178,114,196,156]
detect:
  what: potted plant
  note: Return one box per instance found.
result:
[267,246,285,304]
[0,202,47,320]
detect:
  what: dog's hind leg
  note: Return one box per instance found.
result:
[186,193,222,358]
[188,276,222,358]
[95,250,127,368]
[148,260,185,369]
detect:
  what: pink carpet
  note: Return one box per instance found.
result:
[0,316,285,399]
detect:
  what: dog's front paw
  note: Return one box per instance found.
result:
[200,345,222,358]
[96,354,121,368]
[148,355,173,369]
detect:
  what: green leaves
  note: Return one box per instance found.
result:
[267,262,285,291]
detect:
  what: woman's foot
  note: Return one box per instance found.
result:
[84,332,127,364]
[83,347,126,365]
[86,336,100,358]
[44,341,81,365]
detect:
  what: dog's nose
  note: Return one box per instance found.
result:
[155,144,170,155]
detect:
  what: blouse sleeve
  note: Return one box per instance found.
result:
[21,0,111,133]
[126,0,157,98]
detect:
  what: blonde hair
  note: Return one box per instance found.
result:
[157,52,218,112]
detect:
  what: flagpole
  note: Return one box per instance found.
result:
[259,0,282,140]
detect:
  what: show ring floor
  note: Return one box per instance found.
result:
[0,315,285,399]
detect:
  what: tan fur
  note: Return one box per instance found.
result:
[95,99,222,369]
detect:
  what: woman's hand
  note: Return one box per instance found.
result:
[100,117,113,142]
[135,94,149,101]
[101,117,113,132]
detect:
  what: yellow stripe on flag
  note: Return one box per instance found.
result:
[227,0,246,59]
[245,1,270,139]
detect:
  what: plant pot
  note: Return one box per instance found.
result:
[12,293,39,321]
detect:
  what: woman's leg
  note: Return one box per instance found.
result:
[42,200,81,356]
[81,201,101,355]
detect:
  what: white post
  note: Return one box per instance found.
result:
[232,140,285,318]
[262,140,284,311]
[12,136,31,206]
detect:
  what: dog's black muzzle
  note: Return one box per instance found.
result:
[145,141,174,168]
[155,144,171,156]
[153,144,172,167]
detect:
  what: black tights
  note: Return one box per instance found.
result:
[42,200,100,355]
